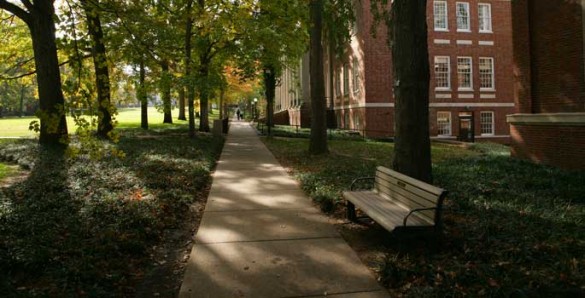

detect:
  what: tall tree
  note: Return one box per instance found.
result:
[80,0,115,138]
[0,0,68,147]
[160,60,173,124]
[389,0,432,182]
[308,0,355,154]
[309,0,327,154]
[235,0,307,135]
[184,0,196,137]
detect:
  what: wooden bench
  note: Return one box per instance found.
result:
[343,166,448,233]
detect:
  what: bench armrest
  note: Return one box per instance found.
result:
[350,177,375,191]
[403,207,439,226]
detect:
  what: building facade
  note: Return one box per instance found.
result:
[274,0,515,142]
[508,0,585,169]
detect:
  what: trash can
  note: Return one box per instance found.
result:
[222,117,229,134]
[213,119,223,137]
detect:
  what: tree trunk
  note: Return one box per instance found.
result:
[264,66,276,136]
[27,2,68,147]
[185,0,196,137]
[198,64,210,132]
[178,86,186,120]
[139,58,148,130]
[19,83,25,117]
[309,0,328,155]
[161,60,173,124]
[391,0,432,183]
[219,87,225,119]
[81,0,114,138]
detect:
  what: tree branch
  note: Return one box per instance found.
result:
[20,0,33,12]
[0,54,92,80]
[0,0,30,24]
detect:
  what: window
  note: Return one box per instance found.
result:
[336,68,342,98]
[437,112,452,136]
[457,57,473,90]
[480,111,495,135]
[354,113,361,130]
[434,56,451,90]
[456,2,470,31]
[352,58,360,94]
[343,63,350,95]
[344,111,350,129]
[434,1,448,31]
[478,3,492,32]
[479,57,495,89]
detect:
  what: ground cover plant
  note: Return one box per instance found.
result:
[0,129,224,296]
[263,137,585,297]
[0,162,13,180]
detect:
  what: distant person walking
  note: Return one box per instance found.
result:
[236,108,241,121]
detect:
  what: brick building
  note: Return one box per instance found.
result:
[274,0,515,142]
[508,0,585,169]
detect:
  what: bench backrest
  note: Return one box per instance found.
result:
[374,166,446,225]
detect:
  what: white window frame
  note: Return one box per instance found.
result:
[343,63,350,95]
[480,111,495,135]
[457,57,473,90]
[352,58,360,94]
[437,111,452,136]
[434,56,451,90]
[336,68,342,98]
[478,3,492,33]
[456,2,471,32]
[479,57,495,90]
[434,1,449,31]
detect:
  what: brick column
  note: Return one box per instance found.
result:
[511,0,533,114]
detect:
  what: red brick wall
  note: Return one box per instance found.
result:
[511,0,533,113]
[428,0,515,102]
[333,0,515,141]
[430,107,515,141]
[527,0,585,113]
[360,0,394,104]
[365,107,394,137]
[510,124,585,170]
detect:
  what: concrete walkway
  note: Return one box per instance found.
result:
[179,121,389,298]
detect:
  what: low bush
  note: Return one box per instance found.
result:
[0,130,223,296]
[263,137,585,297]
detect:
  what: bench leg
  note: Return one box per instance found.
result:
[347,201,357,222]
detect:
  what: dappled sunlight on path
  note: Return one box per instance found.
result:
[179,121,388,297]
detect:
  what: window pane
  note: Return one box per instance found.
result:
[343,64,349,95]
[479,58,494,89]
[352,58,360,93]
[434,1,448,30]
[480,111,494,135]
[479,4,492,32]
[435,56,450,89]
[457,57,472,89]
[437,112,452,135]
[456,3,470,31]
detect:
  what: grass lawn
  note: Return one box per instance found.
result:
[0,129,224,295]
[0,107,216,137]
[263,137,585,297]
[0,163,13,180]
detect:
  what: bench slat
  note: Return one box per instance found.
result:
[375,184,436,223]
[344,166,446,233]
[376,169,440,204]
[376,166,444,196]
[376,180,435,208]
[344,191,433,230]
